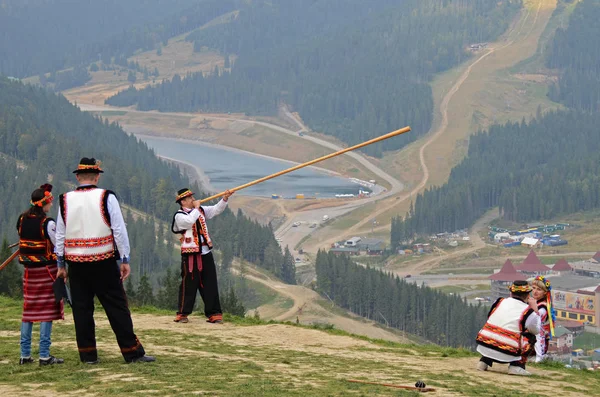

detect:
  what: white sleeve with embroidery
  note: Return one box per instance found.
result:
[201,199,228,220]
[107,194,131,259]
[173,209,201,231]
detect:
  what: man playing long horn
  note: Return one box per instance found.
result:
[172,188,233,324]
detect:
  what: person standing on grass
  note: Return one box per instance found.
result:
[17,184,64,366]
[54,157,154,364]
[171,188,233,324]
[475,280,540,376]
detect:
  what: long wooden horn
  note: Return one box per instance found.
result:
[0,249,19,271]
[197,126,411,204]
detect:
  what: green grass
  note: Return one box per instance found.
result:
[240,277,294,311]
[573,332,600,351]
[1,294,599,396]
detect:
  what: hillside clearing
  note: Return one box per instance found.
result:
[0,297,595,396]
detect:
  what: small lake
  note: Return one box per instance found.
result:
[140,136,370,198]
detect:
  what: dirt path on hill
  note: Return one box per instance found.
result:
[230,264,408,343]
[316,1,548,250]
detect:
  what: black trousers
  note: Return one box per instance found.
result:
[177,252,222,318]
[68,257,145,362]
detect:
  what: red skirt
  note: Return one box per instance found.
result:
[22,264,64,322]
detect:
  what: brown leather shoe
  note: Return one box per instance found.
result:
[207,314,223,323]
[174,314,188,323]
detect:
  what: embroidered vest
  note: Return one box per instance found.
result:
[59,188,114,262]
[17,214,57,266]
[171,207,213,254]
[476,297,534,356]
[537,300,550,335]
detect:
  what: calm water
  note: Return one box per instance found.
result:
[140,136,369,198]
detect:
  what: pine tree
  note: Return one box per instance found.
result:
[0,238,22,297]
[156,268,180,310]
[127,70,137,84]
[281,246,297,285]
[136,273,154,306]
[125,276,137,306]
[221,286,245,317]
[219,242,234,289]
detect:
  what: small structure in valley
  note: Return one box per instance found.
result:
[489,259,523,299]
[515,250,550,277]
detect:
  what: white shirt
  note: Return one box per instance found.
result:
[172,199,228,255]
[477,310,540,363]
[55,186,130,260]
[47,219,56,247]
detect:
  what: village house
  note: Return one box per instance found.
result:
[548,325,573,354]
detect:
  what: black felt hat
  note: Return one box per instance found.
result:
[73,157,104,174]
[176,188,194,203]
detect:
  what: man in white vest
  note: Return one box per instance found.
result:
[476,280,540,376]
[55,157,154,364]
[171,187,233,324]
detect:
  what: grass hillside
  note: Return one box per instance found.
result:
[0,296,596,396]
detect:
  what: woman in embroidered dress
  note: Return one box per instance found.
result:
[531,276,555,362]
[16,184,64,366]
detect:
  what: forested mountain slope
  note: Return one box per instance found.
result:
[315,250,487,348]
[106,0,522,156]
[0,0,237,79]
[391,110,600,244]
[0,77,289,282]
[546,0,600,112]
[391,0,600,242]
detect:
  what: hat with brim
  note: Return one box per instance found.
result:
[509,280,532,293]
[73,157,104,174]
[176,188,194,203]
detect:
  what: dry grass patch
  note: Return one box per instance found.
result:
[130,38,229,82]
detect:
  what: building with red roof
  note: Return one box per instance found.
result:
[489,259,524,299]
[516,250,550,276]
[552,259,573,274]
